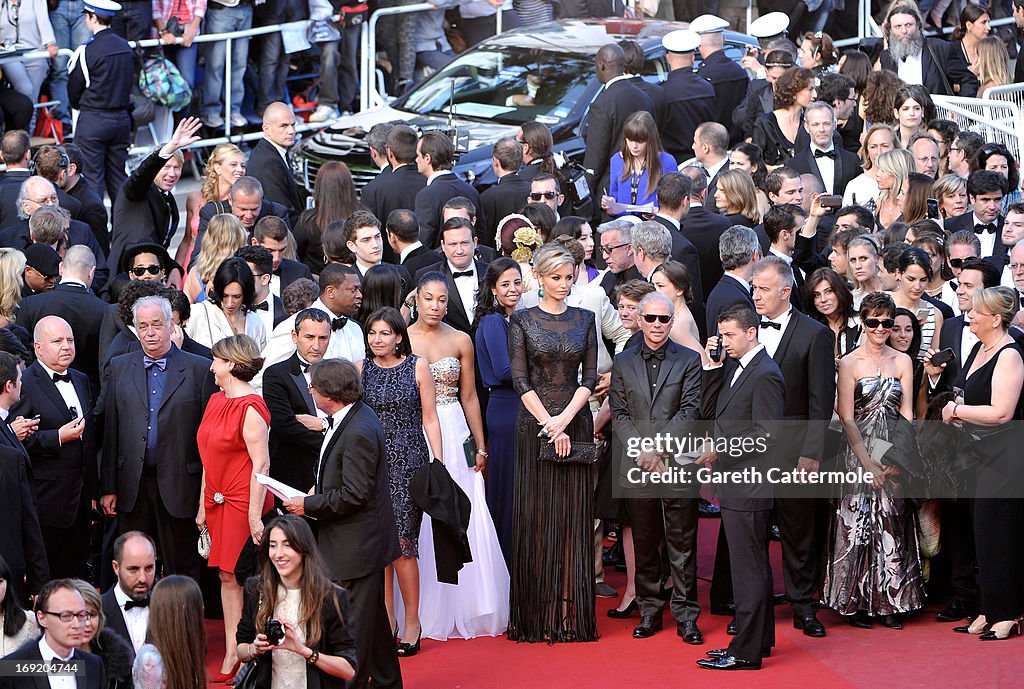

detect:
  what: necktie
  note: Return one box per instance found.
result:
[143,356,166,371]
[452,270,474,279]
[760,320,782,330]
[253,301,270,311]
[125,597,150,610]
[974,223,997,234]
[52,372,72,383]
[331,316,348,331]
[814,149,836,159]
[641,346,665,361]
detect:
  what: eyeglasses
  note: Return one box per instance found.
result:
[131,265,163,277]
[949,257,978,269]
[28,195,58,205]
[43,610,91,623]
[600,242,630,256]
[863,318,895,329]
[641,313,672,324]
[528,191,558,201]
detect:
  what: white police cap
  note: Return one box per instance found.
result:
[83,0,121,17]
[662,29,700,54]
[748,12,790,39]
[689,14,729,35]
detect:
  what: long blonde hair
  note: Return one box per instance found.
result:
[0,248,25,320]
[975,37,1010,92]
[196,214,246,284]
[716,169,760,223]
[201,144,245,204]
[876,149,914,206]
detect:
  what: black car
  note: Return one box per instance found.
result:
[292,17,757,193]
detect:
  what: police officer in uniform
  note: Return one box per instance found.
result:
[692,14,750,147]
[68,0,135,206]
[659,30,716,163]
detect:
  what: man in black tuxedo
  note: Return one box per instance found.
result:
[283,359,402,689]
[100,295,216,580]
[877,4,978,97]
[751,257,834,636]
[414,131,481,249]
[388,209,438,279]
[678,167,734,301]
[598,219,643,303]
[100,531,157,658]
[0,351,48,602]
[692,15,749,146]
[582,43,655,195]
[693,124,731,212]
[190,177,291,268]
[478,137,531,247]
[251,215,313,298]
[362,126,426,255]
[652,173,704,306]
[0,130,34,226]
[415,218,488,334]
[236,245,288,334]
[610,292,704,643]
[441,198,499,264]
[944,171,1009,270]
[697,304,784,671]
[61,144,111,254]
[11,316,95,580]
[705,226,759,337]
[788,102,862,200]
[1,580,105,689]
[264,309,332,495]
[247,102,306,224]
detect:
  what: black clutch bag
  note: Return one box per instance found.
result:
[538,440,599,465]
[463,437,477,468]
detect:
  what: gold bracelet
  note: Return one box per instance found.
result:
[306,650,319,665]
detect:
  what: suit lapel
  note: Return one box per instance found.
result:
[130,355,148,407]
[71,373,90,417]
[719,351,764,412]
[273,295,287,327]
[806,151,826,192]
[157,350,186,411]
[289,355,317,415]
[317,401,362,490]
[716,359,743,412]
[33,364,72,416]
[630,350,653,406]
[771,313,799,364]
[23,644,49,689]
[952,318,964,362]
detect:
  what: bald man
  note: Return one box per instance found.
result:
[246,102,307,224]
[11,315,95,580]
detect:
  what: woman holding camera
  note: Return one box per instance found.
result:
[236,515,357,687]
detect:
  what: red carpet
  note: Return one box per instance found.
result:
[205,520,1024,688]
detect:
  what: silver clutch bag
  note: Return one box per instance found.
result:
[198,526,211,559]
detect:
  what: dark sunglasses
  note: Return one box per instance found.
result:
[529,191,558,201]
[863,318,895,329]
[131,265,163,277]
[948,258,969,269]
[641,314,672,324]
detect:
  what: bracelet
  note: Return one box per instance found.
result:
[953,403,959,418]
[306,650,319,665]
[476,449,488,457]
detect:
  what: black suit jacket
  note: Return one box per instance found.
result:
[362,163,427,259]
[879,38,979,97]
[696,49,750,145]
[400,244,439,279]
[410,459,471,584]
[582,78,655,193]
[0,169,31,229]
[0,641,105,689]
[11,363,96,528]
[629,75,667,127]
[660,68,716,162]
[415,259,488,333]
[264,354,323,494]
[599,265,642,303]
[652,214,704,306]
[700,349,785,509]
[0,186,84,237]
[944,211,1008,269]
[680,204,733,301]
[705,274,755,336]
[100,346,216,518]
[305,399,401,580]
[276,257,313,294]
[66,177,110,253]
[0,445,48,600]
[0,220,109,294]
[247,138,306,223]
[100,586,134,659]
[414,172,481,249]
[109,151,178,277]
[788,146,863,200]
[17,282,108,386]
[478,172,531,247]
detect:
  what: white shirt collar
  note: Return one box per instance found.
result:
[356,259,379,275]
[39,636,74,663]
[311,298,342,320]
[399,241,423,263]
[769,247,793,263]
[737,343,765,370]
[704,157,728,180]
[604,74,631,89]
[426,170,450,186]
[0,407,9,422]
[38,360,69,380]
[267,137,289,161]
[654,213,680,230]
[58,278,86,288]
[112,583,133,608]
[762,307,793,327]
[725,271,750,294]
[447,260,475,276]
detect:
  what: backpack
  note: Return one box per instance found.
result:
[138,51,193,112]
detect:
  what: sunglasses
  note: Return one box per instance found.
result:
[863,318,895,329]
[641,313,672,324]
[600,242,630,255]
[948,258,972,269]
[529,191,558,201]
[131,265,163,277]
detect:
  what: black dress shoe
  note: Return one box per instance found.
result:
[936,601,971,622]
[698,498,721,517]
[696,655,761,671]
[793,614,827,637]
[726,618,738,635]
[848,611,873,629]
[709,603,735,616]
[607,599,638,619]
[882,614,903,629]
[677,620,704,645]
[633,615,663,638]
[769,524,782,541]
[707,648,771,659]
[772,593,786,605]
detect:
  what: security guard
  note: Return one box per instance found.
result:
[68,0,135,206]
[691,14,749,147]
[659,30,716,163]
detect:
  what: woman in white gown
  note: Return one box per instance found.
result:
[407,271,510,640]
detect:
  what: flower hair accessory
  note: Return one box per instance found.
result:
[496,214,542,263]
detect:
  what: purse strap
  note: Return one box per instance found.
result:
[924,39,954,96]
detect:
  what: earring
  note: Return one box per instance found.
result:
[538,287,544,299]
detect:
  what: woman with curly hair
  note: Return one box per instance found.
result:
[844,124,899,206]
[753,67,816,167]
[800,31,839,78]
[182,144,245,272]
[860,70,903,128]
[713,168,760,227]
[293,162,362,274]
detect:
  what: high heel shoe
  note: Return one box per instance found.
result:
[607,598,638,619]
[882,614,903,629]
[212,660,241,683]
[396,627,422,657]
[848,611,873,629]
[979,618,1022,641]
[954,615,989,635]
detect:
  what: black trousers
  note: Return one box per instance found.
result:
[118,475,202,581]
[940,498,978,607]
[338,570,402,689]
[41,496,92,580]
[628,496,700,622]
[722,507,774,663]
[973,498,1024,622]
[774,495,823,618]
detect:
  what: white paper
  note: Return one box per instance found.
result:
[255,473,306,501]
[281,23,312,55]
[866,438,892,463]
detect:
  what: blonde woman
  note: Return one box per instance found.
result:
[0,248,25,329]
[184,214,247,303]
[975,37,1011,99]
[844,124,899,207]
[865,149,914,232]
[182,145,246,275]
[713,169,760,227]
[933,174,969,220]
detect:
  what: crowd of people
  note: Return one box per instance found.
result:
[1,0,1024,687]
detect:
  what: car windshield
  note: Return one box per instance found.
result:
[401,46,594,126]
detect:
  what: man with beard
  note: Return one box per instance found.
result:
[877,4,978,97]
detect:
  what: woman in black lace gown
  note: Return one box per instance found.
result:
[507,243,598,643]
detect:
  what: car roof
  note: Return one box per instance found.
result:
[479,17,756,55]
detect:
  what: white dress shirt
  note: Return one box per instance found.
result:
[704,157,728,182]
[185,301,268,351]
[400,241,424,263]
[269,274,282,298]
[317,402,355,482]
[811,145,836,195]
[758,308,793,359]
[38,362,83,445]
[448,260,478,325]
[38,637,75,689]
[959,316,980,365]
[252,296,276,343]
[426,170,450,186]
[896,52,924,86]
[973,213,998,257]
[113,584,149,652]
[731,344,765,387]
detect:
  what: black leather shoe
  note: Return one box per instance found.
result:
[769,524,782,541]
[793,614,827,637]
[726,618,738,636]
[936,601,971,622]
[698,498,721,517]
[696,655,761,671]
[848,612,873,629]
[709,603,735,616]
[607,599,637,619]
[707,648,771,659]
[677,620,704,645]
[882,614,903,629]
[633,615,662,638]
[772,593,786,605]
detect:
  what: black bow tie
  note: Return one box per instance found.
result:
[331,316,348,331]
[299,360,311,373]
[641,346,665,362]
[253,301,270,311]
[452,270,474,279]
[975,223,997,234]
[814,149,836,159]
[52,372,71,383]
[760,319,782,330]
[324,415,334,429]
[124,597,150,610]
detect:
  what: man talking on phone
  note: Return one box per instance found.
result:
[788,102,861,200]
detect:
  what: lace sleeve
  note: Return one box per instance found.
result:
[580,309,598,392]
[509,310,532,395]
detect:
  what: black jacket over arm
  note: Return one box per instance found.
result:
[109,151,178,278]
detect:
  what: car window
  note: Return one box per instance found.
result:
[401,47,594,126]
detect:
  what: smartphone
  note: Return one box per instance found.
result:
[930,348,955,366]
[926,198,940,220]
[917,308,931,321]
[709,328,722,362]
[819,195,843,209]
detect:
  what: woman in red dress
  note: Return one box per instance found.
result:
[196,334,272,680]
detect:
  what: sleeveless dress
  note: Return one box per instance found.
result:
[362,355,430,557]
[822,375,925,616]
[416,357,510,640]
[197,392,272,573]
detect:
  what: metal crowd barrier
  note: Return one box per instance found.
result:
[932,94,1024,164]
